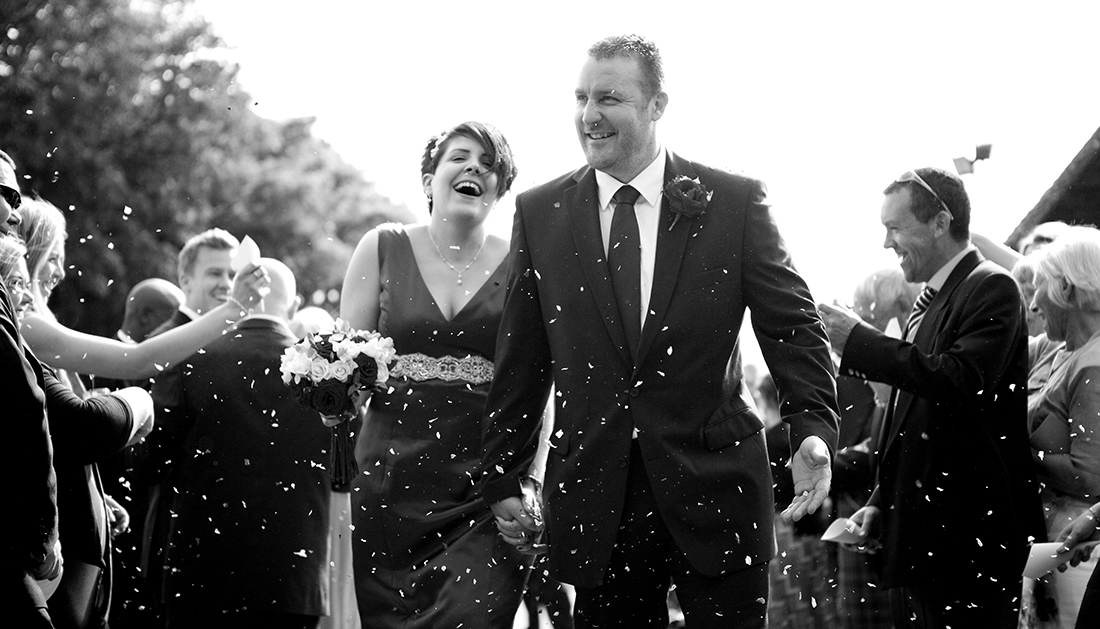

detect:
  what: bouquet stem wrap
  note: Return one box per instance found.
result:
[330,415,358,489]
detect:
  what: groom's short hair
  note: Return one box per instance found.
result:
[588,34,663,100]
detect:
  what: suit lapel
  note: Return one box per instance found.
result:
[635,152,694,368]
[566,168,633,367]
[883,250,983,455]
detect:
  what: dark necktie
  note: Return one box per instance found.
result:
[609,185,642,360]
[904,285,938,341]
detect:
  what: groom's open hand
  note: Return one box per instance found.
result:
[780,435,832,522]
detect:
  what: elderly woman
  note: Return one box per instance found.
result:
[1026,225,1100,629]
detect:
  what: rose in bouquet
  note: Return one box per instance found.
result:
[280,318,396,486]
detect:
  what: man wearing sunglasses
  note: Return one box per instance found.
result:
[2,148,63,627]
[819,167,1043,628]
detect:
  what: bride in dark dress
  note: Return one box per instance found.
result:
[340,121,532,627]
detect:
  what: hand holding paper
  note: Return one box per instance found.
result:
[232,235,261,273]
[821,518,864,544]
[227,235,270,309]
[1024,540,1100,579]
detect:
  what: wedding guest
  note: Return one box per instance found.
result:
[118,279,185,343]
[480,35,838,629]
[1024,226,1100,629]
[820,167,1044,628]
[1,151,61,628]
[1,233,34,319]
[2,231,156,628]
[148,228,239,337]
[1023,222,1072,256]
[98,277,184,629]
[340,121,533,627]
[136,227,245,626]
[831,268,918,629]
[146,258,331,629]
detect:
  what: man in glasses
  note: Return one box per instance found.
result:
[2,148,63,627]
[819,167,1043,628]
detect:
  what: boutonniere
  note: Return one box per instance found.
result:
[663,175,712,231]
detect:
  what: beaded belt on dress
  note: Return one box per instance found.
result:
[389,353,494,385]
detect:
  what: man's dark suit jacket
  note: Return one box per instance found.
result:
[841,250,1045,598]
[147,307,194,339]
[481,152,840,588]
[2,285,57,614]
[147,316,331,616]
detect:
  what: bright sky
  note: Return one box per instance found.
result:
[193,0,1099,308]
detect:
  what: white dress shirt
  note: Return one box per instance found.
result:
[594,146,667,333]
[908,244,976,339]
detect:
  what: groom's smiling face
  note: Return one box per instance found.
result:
[575,55,666,183]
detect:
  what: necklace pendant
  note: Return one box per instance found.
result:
[457,277,463,286]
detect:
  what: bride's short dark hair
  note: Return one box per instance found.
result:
[420,121,517,213]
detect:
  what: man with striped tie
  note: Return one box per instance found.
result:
[818,167,1045,629]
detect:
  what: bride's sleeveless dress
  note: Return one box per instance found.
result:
[351,225,529,627]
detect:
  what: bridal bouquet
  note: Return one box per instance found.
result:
[280,319,396,486]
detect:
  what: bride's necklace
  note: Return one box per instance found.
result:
[427,229,486,286]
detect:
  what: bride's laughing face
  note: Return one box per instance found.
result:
[422,135,500,219]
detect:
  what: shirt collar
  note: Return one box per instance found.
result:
[927,244,976,291]
[595,146,667,211]
[240,313,293,333]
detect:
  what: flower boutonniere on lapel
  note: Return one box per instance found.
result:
[663,175,712,231]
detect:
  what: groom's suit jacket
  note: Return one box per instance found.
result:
[482,152,840,588]
[841,250,1045,595]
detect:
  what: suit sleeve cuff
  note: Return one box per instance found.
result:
[481,469,525,507]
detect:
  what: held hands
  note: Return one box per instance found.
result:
[780,435,832,522]
[491,478,546,555]
[228,262,270,313]
[1055,505,1099,572]
[842,505,883,554]
[817,300,862,356]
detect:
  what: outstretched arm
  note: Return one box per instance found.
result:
[20,263,269,379]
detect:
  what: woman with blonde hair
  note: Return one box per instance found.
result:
[1024,225,1100,628]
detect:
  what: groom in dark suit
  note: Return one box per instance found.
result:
[480,35,840,628]
[820,167,1045,628]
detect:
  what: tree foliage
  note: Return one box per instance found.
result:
[1,0,413,336]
